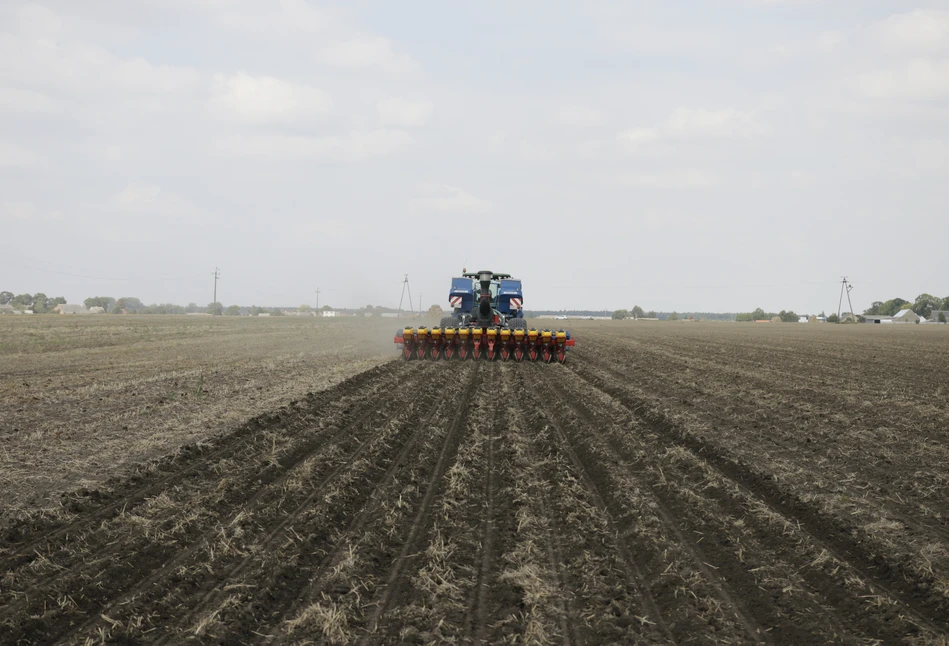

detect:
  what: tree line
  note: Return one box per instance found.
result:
[863,294,949,319]
[0,291,67,313]
[611,306,658,320]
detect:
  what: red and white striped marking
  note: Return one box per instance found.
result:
[509,297,522,309]
[450,296,463,307]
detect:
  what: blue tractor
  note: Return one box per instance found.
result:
[395,270,575,362]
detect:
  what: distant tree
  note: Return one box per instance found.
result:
[751,307,766,320]
[0,291,13,305]
[630,305,645,319]
[864,301,883,316]
[877,298,909,316]
[11,294,35,310]
[208,302,224,316]
[143,303,185,314]
[827,313,840,323]
[736,312,754,322]
[225,305,241,316]
[940,312,947,323]
[645,311,657,318]
[913,293,940,319]
[322,304,332,311]
[120,297,144,312]
[779,310,798,323]
[427,304,443,316]
[943,296,949,310]
[270,308,285,316]
[668,311,679,321]
[185,302,199,314]
[612,309,628,320]
[49,296,66,309]
[32,293,51,313]
[298,304,312,313]
[84,296,116,313]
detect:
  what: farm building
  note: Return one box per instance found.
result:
[892,309,921,323]
[0,303,14,314]
[88,306,106,314]
[930,310,949,323]
[53,304,88,315]
[864,309,921,324]
[321,310,337,317]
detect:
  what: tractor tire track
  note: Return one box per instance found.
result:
[252,363,480,645]
[568,354,949,638]
[0,360,412,575]
[462,377,502,644]
[147,365,467,645]
[359,363,482,644]
[1,364,426,635]
[73,372,435,646]
[2,362,430,645]
[538,368,767,644]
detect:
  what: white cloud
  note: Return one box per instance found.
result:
[213,130,413,162]
[0,201,37,221]
[664,108,768,139]
[409,184,493,213]
[209,72,331,123]
[0,10,198,97]
[14,4,63,39]
[0,141,43,168]
[323,37,420,76]
[877,10,949,53]
[618,128,660,147]
[789,170,817,188]
[114,183,162,208]
[112,183,201,218]
[553,106,606,128]
[517,140,557,162]
[618,170,719,190]
[855,59,949,100]
[377,97,433,127]
[0,87,58,114]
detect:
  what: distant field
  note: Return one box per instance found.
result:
[2,318,948,644]
[0,315,399,518]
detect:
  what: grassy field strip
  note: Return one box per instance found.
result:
[567,355,949,642]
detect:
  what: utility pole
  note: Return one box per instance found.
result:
[212,267,220,305]
[398,274,414,317]
[837,276,854,322]
[314,288,320,310]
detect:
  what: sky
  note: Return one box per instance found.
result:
[1,0,947,314]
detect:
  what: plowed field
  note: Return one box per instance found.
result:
[2,321,948,644]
